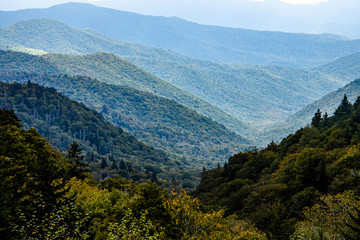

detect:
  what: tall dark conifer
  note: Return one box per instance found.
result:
[334,94,353,118]
[311,109,322,128]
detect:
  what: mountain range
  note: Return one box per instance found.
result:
[0,79,181,184]
[0,18,354,132]
[0,52,248,166]
[1,2,360,68]
[84,0,360,38]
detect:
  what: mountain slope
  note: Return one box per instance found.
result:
[0,71,248,169]
[195,95,360,238]
[1,2,360,67]
[0,80,179,183]
[272,79,360,139]
[0,41,251,137]
[0,20,346,128]
[261,53,360,142]
[41,52,251,136]
[314,52,360,82]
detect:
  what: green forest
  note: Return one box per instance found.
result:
[194,95,360,239]
[0,109,266,239]
[0,80,209,188]
[2,80,360,239]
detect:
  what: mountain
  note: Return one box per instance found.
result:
[0,20,346,129]
[260,52,360,143]
[266,78,360,143]
[1,3,360,68]
[41,52,251,136]
[0,80,181,184]
[195,94,360,238]
[314,52,360,82]
[0,23,252,136]
[85,0,360,38]
[0,71,248,172]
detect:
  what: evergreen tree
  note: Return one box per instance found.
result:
[322,112,329,128]
[110,161,118,170]
[334,94,353,118]
[311,109,322,128]
[100,158,108,169]
[119,159,127,170]
[66,141,89,180]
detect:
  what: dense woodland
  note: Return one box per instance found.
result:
[2,87,360,239]
[0,109,267,239]
[0,80,197,188]
[0,49,250,137]
[195,95,360,239]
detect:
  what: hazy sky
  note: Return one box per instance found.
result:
[0,0,329,11]
[2,0,359,37]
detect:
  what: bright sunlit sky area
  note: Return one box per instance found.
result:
[0,0,330,11]
[1,0,359,37]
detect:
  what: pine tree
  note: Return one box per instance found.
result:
[119,159,127,170]
[100,158,108,169]
[334,94,353,118]
[66,141,89,179]
[322,112,329,128]
[110,161,118,170]
[311,109,322,128]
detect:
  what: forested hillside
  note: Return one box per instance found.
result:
[0,80,189,185]
[265,78,360,144]
[0,109,267,240]
[0,50,251,137]
[0,19,347,127]
[1,2,360,68]
[314,52,360,82]
[0,72,248,175]
[195,95,360,239]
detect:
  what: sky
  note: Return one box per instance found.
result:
[1,0,359,38]
[0,0,330,11]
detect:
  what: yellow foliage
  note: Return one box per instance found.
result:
[165,189,266,240]
[292,190,360,240]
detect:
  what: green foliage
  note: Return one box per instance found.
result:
[0,109,67,238]
[0,110,267,239]
[12,195,90,240]
[195,96,360,239]
[292,191,360,240]
[0,80,185,186]
[0,72,248,184]
[66,141,90,180]
[107,209,159,240]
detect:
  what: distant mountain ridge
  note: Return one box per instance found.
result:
[1,2,360,68]
[0,79,179,183]
[265,78,360,143]
[0,63,248,168]
[0,20,348,130]
[262,51,360,143]
[314,52,360,82]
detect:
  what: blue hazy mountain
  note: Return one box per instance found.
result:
[1,2,360,68]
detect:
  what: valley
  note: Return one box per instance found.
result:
[1,1,360,239]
